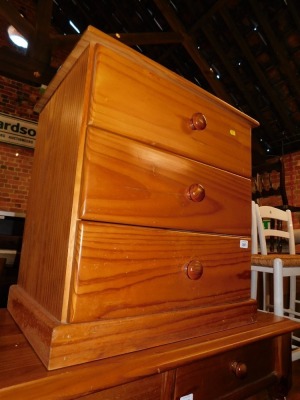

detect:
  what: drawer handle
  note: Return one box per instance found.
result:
[185,260,203,280]
[186,183,205,202]
[189,112,207,130]
[230,361,248,379]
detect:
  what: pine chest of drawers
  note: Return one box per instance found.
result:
[8,26,259,370]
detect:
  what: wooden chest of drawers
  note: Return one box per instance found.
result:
[0,309,297,400]
[7,26,259,370]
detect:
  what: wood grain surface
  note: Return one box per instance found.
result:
[8,285,257,369]
[11,26,260,371]
[69,221,251,322]
[0,309,297,399]
[80,128,251,235]
[88,44,256,177]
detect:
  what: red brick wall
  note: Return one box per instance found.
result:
[0,0,68,215]
[0,76,40,120]
[254,152,300,229]
[283,152,300,229]
[0,143,33,213]
[0,77,40,215]
[0,0,40,215]
[0,72,40,214]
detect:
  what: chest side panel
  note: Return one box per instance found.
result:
[17,48,91,320]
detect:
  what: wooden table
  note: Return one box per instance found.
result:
[0,308,298,400]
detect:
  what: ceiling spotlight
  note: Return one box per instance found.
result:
[7,25,28,49]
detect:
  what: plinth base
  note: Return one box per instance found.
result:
[8,284,257,370]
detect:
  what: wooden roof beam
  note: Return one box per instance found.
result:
[201,23,275,142]
[221,8,297,137]
[27,0,53,65]
[249,0,300,99]
[0,0,35,40]
[153,0,232,103]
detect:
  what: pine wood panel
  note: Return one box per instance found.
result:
[79,128,251,235]
[17,47,91,321]
[8,285,257,369]
[0,309,297,399]
[88,44,258,177]
[69,222,251,322]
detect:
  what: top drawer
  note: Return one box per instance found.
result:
[87,45,257,176]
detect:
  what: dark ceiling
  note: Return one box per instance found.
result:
[0,0,300,165]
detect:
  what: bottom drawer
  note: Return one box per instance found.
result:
[174,339,275,400]
[69,221,251,322]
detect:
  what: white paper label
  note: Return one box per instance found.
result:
[180,395,193,400]
[240,239,249,249]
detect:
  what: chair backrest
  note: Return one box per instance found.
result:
[255,203,296,255]
[251,201,258,254]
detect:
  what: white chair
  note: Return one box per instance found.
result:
[251,202,300,361]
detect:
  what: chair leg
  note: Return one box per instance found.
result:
[289,276,297,318]
[251,269,258,300]
[263,272,269,311]
[273,258,284,316]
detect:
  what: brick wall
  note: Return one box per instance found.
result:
[0,0,69,215]
[283,152,300,229]
[0,76,40,120]
[254,152,300,230]
[0,143,33,213]
[0,73,40,214]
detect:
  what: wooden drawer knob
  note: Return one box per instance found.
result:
[185,260,203,280]
[186,183,205,202]
[230,361,248,379]
[189,112,207,130]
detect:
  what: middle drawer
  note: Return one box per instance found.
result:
[79,128,251,236]
[68,221,251,323]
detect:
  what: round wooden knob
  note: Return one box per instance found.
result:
[186,183,205,202]
[185,260,203,280]
[189,112,207,130]
[230,361,248,379]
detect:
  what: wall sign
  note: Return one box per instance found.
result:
[0,112,37,149]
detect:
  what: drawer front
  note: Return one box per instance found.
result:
[68,222,251,323]
[174,339,274,400]
[88,45,256,176]
[79,374,163,400]
[79,128,251,236]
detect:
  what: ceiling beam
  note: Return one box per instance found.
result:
[0,47,56,85]
[249,0,300,99]
[287,0,300,30]
[0,0,35,40]
[201,23,274,140]
[0,0,184,86]
[153,0,232,103]
[110,31,182,46]
[27,0,53,66]
[221,7,297,139]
